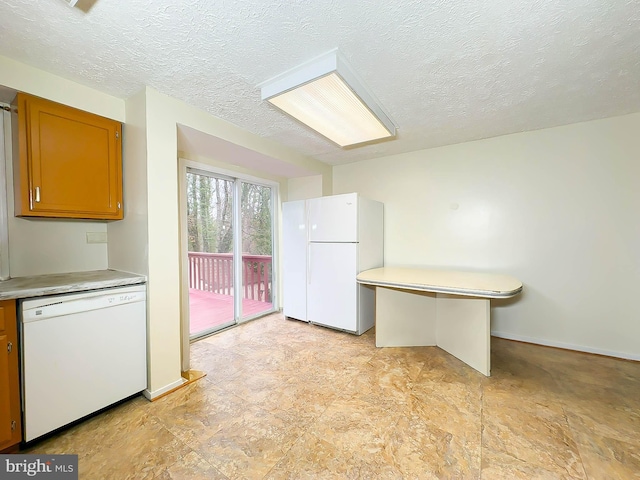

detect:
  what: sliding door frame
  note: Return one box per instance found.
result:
[178,158,280,371]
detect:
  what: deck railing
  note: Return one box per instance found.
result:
[188,252,272,302]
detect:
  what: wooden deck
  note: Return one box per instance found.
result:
[189,288,273,335]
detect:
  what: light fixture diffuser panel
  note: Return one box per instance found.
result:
[268,73,393,147]
[261,49,396,148]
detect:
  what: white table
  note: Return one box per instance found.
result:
[356,267,523,376]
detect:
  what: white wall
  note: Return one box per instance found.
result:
[334,113,640,360]
[0,109,12,280]
[108,89,149,277]
[0,56,124,122]
[0,57,124,277]
[287,175,323,201]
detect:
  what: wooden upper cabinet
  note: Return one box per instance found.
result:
[13,92,123,220]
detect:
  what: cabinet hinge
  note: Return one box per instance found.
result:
[6,341,11,353]
[11,420,16,431]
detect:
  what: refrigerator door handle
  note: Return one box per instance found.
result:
[308,243,311,285]
[307,202,311,285]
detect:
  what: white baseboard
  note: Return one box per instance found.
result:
[490,330,640,362]
[142,377,187,400]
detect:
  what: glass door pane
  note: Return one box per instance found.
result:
[186,171,236,339]
[240,182,274,319]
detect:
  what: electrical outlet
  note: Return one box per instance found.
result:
[86,232,108,244]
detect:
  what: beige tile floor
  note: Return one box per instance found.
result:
[26,313,640,479]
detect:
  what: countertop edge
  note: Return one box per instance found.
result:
[356,266,523,299]
[0,270,147,301]
[357,278,523,299]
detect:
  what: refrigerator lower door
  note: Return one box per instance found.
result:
[307,242,357,332]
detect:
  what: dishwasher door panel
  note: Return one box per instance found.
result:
[22,299,146,441]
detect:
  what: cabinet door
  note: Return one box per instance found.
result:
[307,243,357,332]
[15,93,123,220]
[0,300,20,452]
[0,334,12,444]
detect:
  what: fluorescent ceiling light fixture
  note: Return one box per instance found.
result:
[260,49,396,148]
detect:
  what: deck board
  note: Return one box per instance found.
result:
[189,288,273,335]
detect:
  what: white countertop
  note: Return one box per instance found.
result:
[357,267,522,299]
[0,269,147,300]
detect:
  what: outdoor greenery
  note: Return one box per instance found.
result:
[186,172,272,256]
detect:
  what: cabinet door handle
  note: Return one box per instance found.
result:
[34,187,41,203]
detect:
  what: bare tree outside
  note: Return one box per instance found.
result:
[187,174,234,254]
[240,182,272,256]
[187,174,272,257]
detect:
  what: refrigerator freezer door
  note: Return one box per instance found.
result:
[282,200,307,321]
[308,193,358,242]
[307,242,358,331]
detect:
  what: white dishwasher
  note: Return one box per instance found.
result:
[20,284,147,442]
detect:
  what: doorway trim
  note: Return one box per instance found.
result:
[178,157,281,372]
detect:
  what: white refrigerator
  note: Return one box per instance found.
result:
[282,192,383,334]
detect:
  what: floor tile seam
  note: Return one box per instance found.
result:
[207,390,322,440]
[162,446,230,480]
[304,429,367,464]
[481,446,584,478]
[543,366,600,480]
[184,423,298,480]
[181,374,237,394]
[409,357,430,388]
[529,358,587,393]
[299,382,405,453]
[207,354,251,384]
[336,361,375,394]
[308,386,351,428]
[186,445,238,480]
[189,344,251,368]
[479,379,485,479]
[258,414,324,480]
[561,406,602,480]
[259,429,403,479]
[139,416,231,480]
[481,417,592,479]
[201,373,228,388]
[145,400,224,445]
[306,412,421,477]
[269,387,338,430]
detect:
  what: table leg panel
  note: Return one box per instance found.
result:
[436,295,491,376]
[375,287,437,347]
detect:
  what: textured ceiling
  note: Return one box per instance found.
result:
[0,0,639,167]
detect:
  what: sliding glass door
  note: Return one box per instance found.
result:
[185,168,276,339]
[186,171,235,337]
[240,182,274,318]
